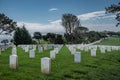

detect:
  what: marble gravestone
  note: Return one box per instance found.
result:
[41,57,51,74]
[74,52,81,63]
[100,47,105,53]
[29,49,35,58]
[25,46,29,52]
[107,46,111,52]
[71,48,76,55]
[9,54,18,69]
[50,50,56,60]
[91,49,96,57]
[12,46,17,55]
[54,48,59,54]
[38,46,43,53]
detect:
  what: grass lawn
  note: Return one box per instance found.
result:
[95,37,120,46]
[40,40,50,44]
[0,38,120,80]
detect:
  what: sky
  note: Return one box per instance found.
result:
[0,0,120,35]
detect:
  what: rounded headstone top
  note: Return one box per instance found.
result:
[76,52,81,54]
[11,54,17,56]
[42,57,50,59]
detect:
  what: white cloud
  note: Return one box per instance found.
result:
[17,21,65,35]
[49,8,58,11]
[50,20,61,24]
[51,10,115,23]
[17,10,119,35]
[83,23,120,32]
[78,11,105,21]
[77,10,115,21]
[101,15,115,19]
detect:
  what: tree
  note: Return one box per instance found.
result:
[42,33,64,44]
[73,26,89,34]
[1,39,9,45]
[22,25,32,44]
[0,13,17,34]
[62,13,80,34]
[46,33,56,43]
[13,25,32,46]
[42,35,48,41]
[54,34,64,44]
[33,32,42,44]
[105,2,120,27]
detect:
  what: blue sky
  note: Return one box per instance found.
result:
[0,0,120,34]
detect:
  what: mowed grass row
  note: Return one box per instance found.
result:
[95,37,120,46]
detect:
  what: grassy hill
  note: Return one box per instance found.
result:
[95,37,120,46]
[0,38,120,80]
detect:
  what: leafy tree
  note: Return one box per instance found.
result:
[1,39,9,45]
[13,25,32,46]
[73,26,89,34]
[33,32,42,44]
[105,2,120,27]
[21,26,32,44]
[46,33,56,43]
[64,33,71,43]
[13,27,22,45]
[0,13,17,34]
[87,31,102,42]
[32,39,37,44]
[62,13,80,34]
[42,35,48,41]
[54,34,64,44]
[42,33,64,44]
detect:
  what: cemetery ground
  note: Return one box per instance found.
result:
[95,37,120,46]
[0,37,120,80]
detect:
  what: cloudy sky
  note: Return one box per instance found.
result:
[0,0,120,35]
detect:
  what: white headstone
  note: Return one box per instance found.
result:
[33,45,36,50]
[54,48,59,54]
[12,46,17,55]
[41,57,51,74]
[1,48,5,51]
[38,46,43,53]
[43,45,47,50]
[25,46,29,52]
[29,45,33,49]
[9,55,18,69]
[29,49,35,58]
[74,52,81,63]
[84,47,89,51]
[107,46,111,52]
[50,50,56,60]
[91,49,96,57]
[71,48,76,55]
[118,47,120,50]
[100,47,105,53]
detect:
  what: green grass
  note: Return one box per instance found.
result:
[0,45,120,80]
[40,40,50,44]
[95,37,120,46]
[0,37,120,80]
[36,40,50,44]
